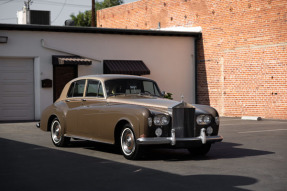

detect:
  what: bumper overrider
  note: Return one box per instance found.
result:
[137,128,223,146]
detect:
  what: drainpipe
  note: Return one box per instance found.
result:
[194,33,202,104]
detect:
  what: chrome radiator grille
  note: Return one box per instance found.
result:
[172,107,195,138]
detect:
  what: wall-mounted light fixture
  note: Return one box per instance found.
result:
[0,36,8,43]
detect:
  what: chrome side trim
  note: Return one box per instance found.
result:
[64,134,113,145]
[137,128,223,145]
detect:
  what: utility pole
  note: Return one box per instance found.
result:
[91,0,95,27]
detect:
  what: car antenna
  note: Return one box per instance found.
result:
[181,94,184,103]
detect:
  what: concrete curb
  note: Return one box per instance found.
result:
[241,116,262,121]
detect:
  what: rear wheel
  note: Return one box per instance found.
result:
[188,143,211,156]
[120,124,140,160]
[51,118,70,147]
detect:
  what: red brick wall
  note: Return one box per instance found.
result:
[97,0,287,119]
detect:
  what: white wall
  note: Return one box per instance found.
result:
[0,30,195,119]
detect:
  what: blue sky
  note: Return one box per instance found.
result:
[0,0,138,26]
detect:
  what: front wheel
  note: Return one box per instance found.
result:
[50,118,70,147]
[188,143,211,156]
[120,124,140,160]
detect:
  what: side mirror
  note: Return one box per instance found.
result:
[161,91,166,96]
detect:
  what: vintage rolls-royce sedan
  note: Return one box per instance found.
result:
[38,75,223,160]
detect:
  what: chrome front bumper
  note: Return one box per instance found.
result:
[137,128,223,146]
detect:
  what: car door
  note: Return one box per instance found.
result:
[64,79,87,136]
[79,80,107,140]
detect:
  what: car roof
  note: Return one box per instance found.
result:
[72,74,152,82]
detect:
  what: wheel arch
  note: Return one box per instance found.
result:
[47,115,58,131]
[47,114,66,132]
[114,119,134,145]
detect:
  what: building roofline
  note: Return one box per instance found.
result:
[0,23,201,37]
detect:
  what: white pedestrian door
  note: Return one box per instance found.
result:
[0,58,34,121]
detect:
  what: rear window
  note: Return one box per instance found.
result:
[67,80,86,97]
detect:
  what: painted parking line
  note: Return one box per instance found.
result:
[238,129,287,134]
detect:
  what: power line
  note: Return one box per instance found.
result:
[0,0,91,8]
[0,0,15,5]
[0,17,17,20]
[34,0,91,8]
[51,0,67,23]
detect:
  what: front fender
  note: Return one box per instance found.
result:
[106,104,151,140]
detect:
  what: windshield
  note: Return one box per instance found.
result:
[105,79,162,97]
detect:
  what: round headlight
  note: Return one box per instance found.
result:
[153,115,170,126]
[196,115,204,124]
[161,116,170,126]
[196,115,212,125]
[203,115,211,124]
[153,116,161,126]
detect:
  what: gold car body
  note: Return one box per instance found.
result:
[39,74,223,153]
[40,75,179,144]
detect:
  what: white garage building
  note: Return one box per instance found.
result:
[0,24,200,121]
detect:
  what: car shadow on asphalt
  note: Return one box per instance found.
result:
[67,140,274,162]
[138,142,275,161]
[0,138,257,191]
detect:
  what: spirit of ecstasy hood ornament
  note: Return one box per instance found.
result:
[181,94,184,103]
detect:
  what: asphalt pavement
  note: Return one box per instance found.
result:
[0,117,286,191]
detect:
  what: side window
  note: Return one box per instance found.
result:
[67,80,86,97]
[67,82,75,98]
[86,80,104,97]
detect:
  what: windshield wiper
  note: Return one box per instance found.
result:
[108,93,126,97]
[139,92,160,97]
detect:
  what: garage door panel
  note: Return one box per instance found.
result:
[2,96,33,104]
[0,109,34,120]
[0,58,34,121]
[1,84,34,94]
[0,73,34,82]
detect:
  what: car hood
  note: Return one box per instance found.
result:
[107,95,217,116]
[107,95,182,110]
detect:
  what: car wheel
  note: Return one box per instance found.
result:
[188,143,211,156]
[51,118,70,147]
[120,124,140,160]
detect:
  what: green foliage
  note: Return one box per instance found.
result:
[164,92,173,100]
[101,0,123,8]
[70,10,92,27]
[70,0,123,27]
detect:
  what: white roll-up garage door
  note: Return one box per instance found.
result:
[0,58,34,121]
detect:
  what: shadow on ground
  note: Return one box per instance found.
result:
[0,138,258,191]
[67,140,274,162]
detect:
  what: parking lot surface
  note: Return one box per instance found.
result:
[0,118,287,191]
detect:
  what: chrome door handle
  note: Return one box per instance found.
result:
[65,100,70,102]
[82,99,87,102]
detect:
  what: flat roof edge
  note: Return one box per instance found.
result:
[0,24,201,37]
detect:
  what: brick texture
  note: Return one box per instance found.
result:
[97,0,287,119]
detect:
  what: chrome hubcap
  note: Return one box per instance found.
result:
[121,128,135,156]
[51,120,61,144]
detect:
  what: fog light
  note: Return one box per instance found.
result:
[155,128,162,137]
[148,117,153,127]
[206,126,213,135]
